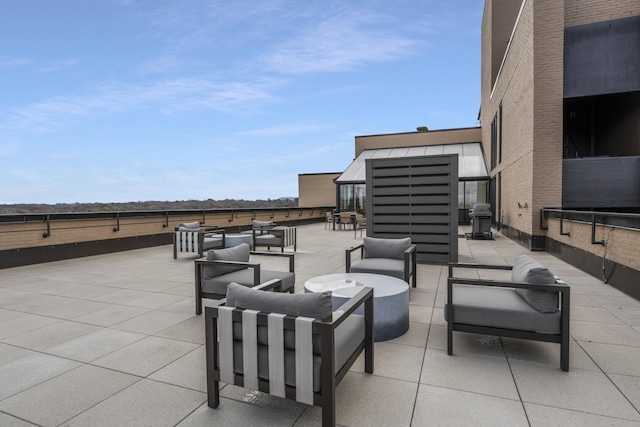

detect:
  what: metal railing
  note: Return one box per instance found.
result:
[541,208,640,246]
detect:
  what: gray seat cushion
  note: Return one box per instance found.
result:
[254,234,280,246]
[231,312,365,392]
[445,285,561,334]
[202,269,295,296]
[350,258,405,280]
[202,235,224,250]
[363,237,411,260]
[511,255,558,313]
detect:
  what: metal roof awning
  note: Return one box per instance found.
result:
[335,143,489,183]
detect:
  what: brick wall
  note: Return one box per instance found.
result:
[0,209,325,252]
[532,0,565,230]
[298,173,340,208]
[565,0,639,27]
[547,218,640,271]
[483,0,536,236]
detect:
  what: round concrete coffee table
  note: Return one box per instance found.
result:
[304,273,409,341]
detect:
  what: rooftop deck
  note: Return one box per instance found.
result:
[1,223,639,426]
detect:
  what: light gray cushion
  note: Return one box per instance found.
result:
[511,255,558,313]
[445,285,561,334]
[178,226,203,233]
[231,313,364,392]
[363,237,411,260]
[350,258,405,280]
[252,220,273,230]
[178,221,200,229]
[254,233,280,245]
[203,243,251,277]
[226,282,331,320]
[202,269,295,296]
[202,235,224,250]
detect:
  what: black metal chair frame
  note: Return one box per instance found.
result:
[205,279,374,427]
[345,243,417,288]
[194,251,295,315]
[252,227,297,252]
[447,262,570,371]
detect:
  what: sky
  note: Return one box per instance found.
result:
[0,0,484,204]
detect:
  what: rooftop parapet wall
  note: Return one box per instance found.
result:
[0,208,327,268]
[544,214,640,300]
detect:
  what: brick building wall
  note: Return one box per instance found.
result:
[297,173,340,208]
[547,219,640,271]
[565,0,639,27]
[531,1,564,231]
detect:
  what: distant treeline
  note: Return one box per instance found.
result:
[0,198,298,214]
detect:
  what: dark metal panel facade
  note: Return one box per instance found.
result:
[564,16,640,98]
[366,154,459,263]
[562,157,640,209]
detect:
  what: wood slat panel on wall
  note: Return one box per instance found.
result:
[366,154,459,263]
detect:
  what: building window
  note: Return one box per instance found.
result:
[490,105,503,170]
[498,103,503,164]
[491,114,498,169]
[339,184,366,213]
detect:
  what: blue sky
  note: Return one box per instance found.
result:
[0,0,484,204]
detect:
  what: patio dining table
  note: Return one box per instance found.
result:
[332,212,356,231]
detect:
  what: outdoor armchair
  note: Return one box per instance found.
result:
[346,237,417,287]
[446,255,570,371]
[205,279,374,427]
[253,226,297,252]
[173,222,225,259]
[194,243,295,315]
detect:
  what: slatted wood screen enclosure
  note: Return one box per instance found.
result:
[365,154,459,263]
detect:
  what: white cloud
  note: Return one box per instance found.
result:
[0,57,33,68]
[37,58,81,72]
[237,122,330,137]
[261,13,422,75]
[0,76,283,132]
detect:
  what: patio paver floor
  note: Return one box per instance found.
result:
[0,223,639,426]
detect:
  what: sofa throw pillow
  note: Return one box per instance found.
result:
[226,282,332,320]
[511,255,558,313]
[203,243,251,277]
[363,237,411,260]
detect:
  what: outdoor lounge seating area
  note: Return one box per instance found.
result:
[1,222,639,426]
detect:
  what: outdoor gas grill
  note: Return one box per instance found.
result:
[469,203,493,239]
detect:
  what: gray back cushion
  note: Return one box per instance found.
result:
[252,220,273,230]
[178,226,202,232]
[363,237,411,260]
[203,243,251,277]
[511,255,558,313]
[178,221,200,229]
[226,282,332,320]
